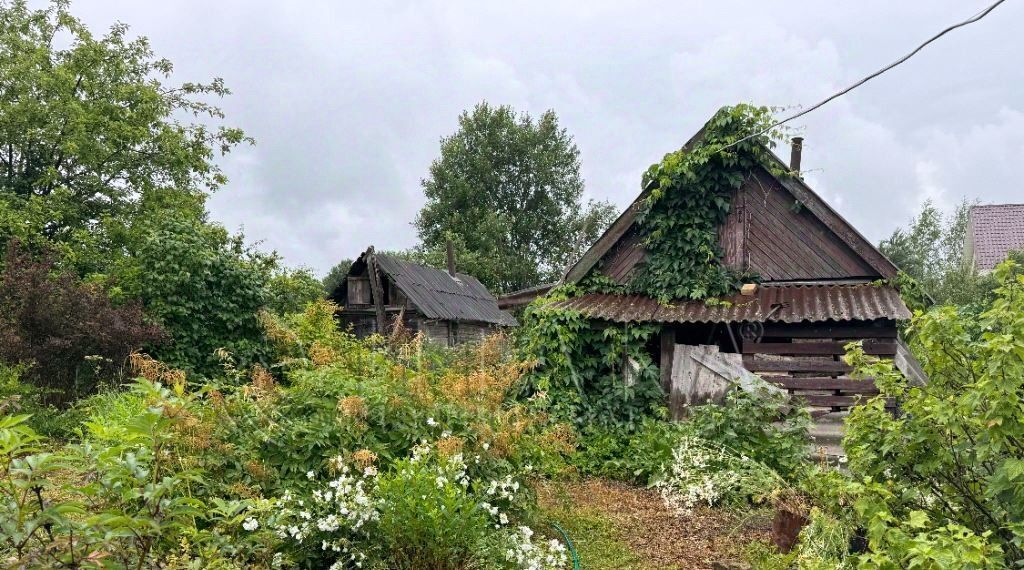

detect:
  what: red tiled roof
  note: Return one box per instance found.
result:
[548,283,911,324]
[970,204,1024,271]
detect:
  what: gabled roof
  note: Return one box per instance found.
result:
[562,118,900,286]
[968,204,1024,271]
[340,250,517,327]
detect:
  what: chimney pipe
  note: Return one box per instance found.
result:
[790,137,804,174]
[446,239,456,276]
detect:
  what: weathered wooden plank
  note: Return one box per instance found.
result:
[760,322,898,339]
[753,173,875,277]
[743,355,853,373]
[798,394,894,408]
[743,341,897,356]
[768,377,879,392]
[366,253,388,334]
[660,328,675,393]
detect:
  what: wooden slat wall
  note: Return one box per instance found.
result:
[742,324,899,411]
[740,169,879,281]
[598,228,646,283]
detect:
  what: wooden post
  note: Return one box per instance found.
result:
[366,249,387,335]
[446,239,456,276]
[660,327,675,394]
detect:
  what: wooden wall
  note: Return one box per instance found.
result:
[658,319,899,415]
[594,166,882,284]
[739,320,898,414]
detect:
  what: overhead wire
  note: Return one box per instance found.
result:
[718,0,1010,152]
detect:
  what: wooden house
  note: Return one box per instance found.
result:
[330,247,517,345]
[550,126,916,435]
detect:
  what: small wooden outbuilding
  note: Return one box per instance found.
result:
[329,247,517,345]
[551,127,915,421]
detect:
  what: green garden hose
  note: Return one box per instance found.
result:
[549,522,581,570]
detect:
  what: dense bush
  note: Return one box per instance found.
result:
[573,389,809,516]
[0,305,576,568]
[0,242,164,404]
[843,259,1024,567]
[116,216,273,377]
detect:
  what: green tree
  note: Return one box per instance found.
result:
[0,0,250,274]
[321,258,353,295]
[415,102,616,293]
[879,199,988,307]
[845,259,1024,566]
[266,267,323,315]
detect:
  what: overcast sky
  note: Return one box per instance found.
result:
[67,1,1024,276]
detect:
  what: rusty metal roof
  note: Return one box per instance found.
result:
[549,283,911,324]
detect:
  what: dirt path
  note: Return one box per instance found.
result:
[536,479,769,569]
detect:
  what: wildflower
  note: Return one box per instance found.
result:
[242,517,259,531]
[426,417,438,427]
[307,470,316,480]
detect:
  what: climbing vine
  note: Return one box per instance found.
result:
[518,292,663,429]
[630,104,788,302]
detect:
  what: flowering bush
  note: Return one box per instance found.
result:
[654,436,783,516]
[262,443,565,569]
[0,302,575,568]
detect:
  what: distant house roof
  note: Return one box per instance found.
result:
[338,250,517,327]
[968,204,1024,271]
[550,283,911,325]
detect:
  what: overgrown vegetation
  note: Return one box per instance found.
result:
[1,305,578,568]
[630,104,784,302]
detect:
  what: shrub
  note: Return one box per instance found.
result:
[844,259,1024,566]
[117,216,273,378]
[0,241,164,404]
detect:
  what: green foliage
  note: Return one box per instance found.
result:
[630,105,783,302]
[843,259,1024,566]
[371,453,497,569]
[321,257,353,295]
[518,297,665,429]
[264,267,323,315]
[415,101,617,293]
[879,199,1011,311]
[117,215,273,377]
[0,0,250,276]
[0,307,578,567]
[574,390,809,490]
[684,389,810,478]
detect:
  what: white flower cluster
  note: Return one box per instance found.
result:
[504,526,569,570]
[654,436,743,515]
[272,462,379,568]
[479,473,523,529]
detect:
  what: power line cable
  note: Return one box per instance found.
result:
[720,0,1010,152]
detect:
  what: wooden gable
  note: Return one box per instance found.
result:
[591,166,883,284]
[718,167,879,281]
[568,126,898,287]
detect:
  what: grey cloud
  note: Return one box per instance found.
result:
[62,0,1024,274]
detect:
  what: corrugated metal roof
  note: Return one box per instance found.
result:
[970,204,1024,271]
[549,283,911,324]
[374,254,518,326]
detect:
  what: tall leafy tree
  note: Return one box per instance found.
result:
[880,199,994,308]
[415,102,616,293]
[0,0,250,274]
